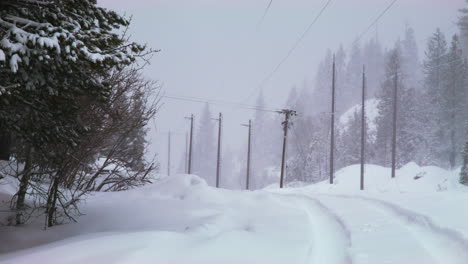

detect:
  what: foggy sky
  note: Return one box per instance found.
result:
[98,0,464,175]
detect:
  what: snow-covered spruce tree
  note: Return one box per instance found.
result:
[373,42,424,168]
[422,30,467,168]
[342,39,363,112]
[287,84,314,183]
[422,29,449,167]
[193,103,216,185]
[336,109,371,169]
[459,0,468,55]
[461,127,468,185]
[362,38,384,98]
[0,0,147,225]
[444,35,467,168]
[401,25,420,89]
[250,90,282,189]
[311,49,333,115]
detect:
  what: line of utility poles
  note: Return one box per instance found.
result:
[278,109,296,188]
[327,56,399,189]
[241,120,252,190]
[172,58,395,191]
[179,109,298,190]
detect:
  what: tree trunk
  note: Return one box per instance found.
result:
[46,173,61,227]
[15,145,33,225]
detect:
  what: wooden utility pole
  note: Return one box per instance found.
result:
[279,109,296,188]
[360,66,366,190]
[184,132,188,174]
[242,120,252,190]
[185,114,194,174]
[213,113,222,188]
[391,72,398,178]
[330,55,336,185]
[167,131,171,176]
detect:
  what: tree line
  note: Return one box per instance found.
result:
[189,3,468,189]
[284,5,468,186]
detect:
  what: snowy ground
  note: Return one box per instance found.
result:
[0,163,467,264]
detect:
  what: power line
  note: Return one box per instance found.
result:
[353,0,398,45]
[162,94,280,113]
[257,0,273,29]
[245,0,333,102]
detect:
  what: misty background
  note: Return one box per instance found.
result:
[98,0,466,187]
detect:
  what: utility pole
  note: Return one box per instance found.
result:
[330,54,336,185]
[241,120,252,190]
[213,113,222,188]
[184,132,188,174]
[391,72,398,178]
[360,66,366,190]
[167,131,171,176]
[278,109,296,188]
[185,114,194,174]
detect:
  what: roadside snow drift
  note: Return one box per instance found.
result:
[0,163,467,264]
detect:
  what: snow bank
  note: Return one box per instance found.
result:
[0,174,320,264]
[307,162,464,194]
[1,166,467,264]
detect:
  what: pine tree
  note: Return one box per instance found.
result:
[251,90,281,189]
[362,38,384,98]
[459,0,468,55]
[311,49,333,115]
[337,110,366,167]
[444,35,467,168]
[374,42,423,167]
[461,126,468,185]
[193,103,216,185]
[342,40,363,112]
[401,25,420,89]
[335,45,348,110]
[422,29,449,167]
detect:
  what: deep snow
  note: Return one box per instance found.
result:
[0,163,467,264]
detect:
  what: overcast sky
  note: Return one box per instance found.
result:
[99,0,464,174]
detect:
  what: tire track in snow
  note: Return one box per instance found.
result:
[316,193,468,264]
[272,193,353,264]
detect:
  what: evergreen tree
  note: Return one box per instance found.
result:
[335,44,348,111]
[443,35,467,168]
[374,43,423,167]
[422,30,467,168]
[401,25,420,89]
[287,80,330,184]
[337,110,364,167]
[0,1,149,225]
[461,126,468,185]
[311,49,333,115]
[422,29,449,167]
[362,38,384,97]
[193,103,216,185]
[342,40,363,112]
[250,90,281,189]
[459,0,468,54]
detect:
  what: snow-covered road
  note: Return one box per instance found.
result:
[283,191,468,264]
[1,164,467,264]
